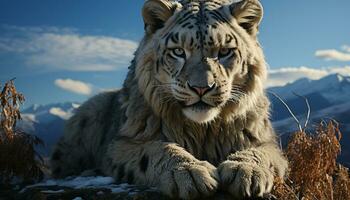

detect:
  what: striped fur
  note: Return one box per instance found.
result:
[51,0,288,199]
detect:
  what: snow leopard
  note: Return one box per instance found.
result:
[51,0,288,199]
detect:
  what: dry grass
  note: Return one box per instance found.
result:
[0,79,44,185]
[272,121,350,200]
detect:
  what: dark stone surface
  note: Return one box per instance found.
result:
[0,185,274,200]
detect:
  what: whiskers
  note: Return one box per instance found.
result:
[151,82,174,104]
[151,82,185,107]
[229,85,246,103]
[159,94,177,106]
[151,82,172,92]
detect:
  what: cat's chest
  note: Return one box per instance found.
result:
[178,126,255,165]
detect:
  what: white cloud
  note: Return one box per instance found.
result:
[342,45,350,53]
[315,48,350,62]
[0,24,77,34]
[267,66,350,88]
[0,25,138,71]
[54,79,93,95]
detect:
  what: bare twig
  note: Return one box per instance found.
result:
[279,137,283,150]
[268,91,302,132]
[292,92,311,130]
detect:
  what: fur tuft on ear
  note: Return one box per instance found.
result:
[230,0,263,36]
[142,0,176,34]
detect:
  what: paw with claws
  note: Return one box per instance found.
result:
[159,160,219,199]
[218,160,274,199]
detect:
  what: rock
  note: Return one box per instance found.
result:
[15,186,167,200]
[1,185,273,200]
[0,176,274,200]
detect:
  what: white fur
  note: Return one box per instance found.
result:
[182,107,220,124]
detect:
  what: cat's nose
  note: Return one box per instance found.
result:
[187,81,216,96]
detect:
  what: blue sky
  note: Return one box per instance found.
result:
[0,0,350,107]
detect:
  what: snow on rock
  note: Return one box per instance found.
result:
[15,176,242,199]
[17,113,37,133]
[14,176,171,200]
[22,102,80,123]
[19,176,153,194]
[49,107,74,120]
[72,103,81,109]
[22,176,113,191]
[41,189,65,194]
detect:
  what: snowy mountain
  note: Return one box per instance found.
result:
[268,73,350,132]
[269,73,350,104]
[18,102,80,156]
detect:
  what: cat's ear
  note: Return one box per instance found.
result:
[142,0,176,34]
[230,0,263,36]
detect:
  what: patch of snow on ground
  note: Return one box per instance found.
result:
[41,189,65,194]
[20,176,134,193]
[63,176,114,188]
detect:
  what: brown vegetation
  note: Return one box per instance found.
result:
[272,121,350,200]
[0,79,44,185]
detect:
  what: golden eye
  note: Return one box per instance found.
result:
[171,48,186,58]
[218,48,234,59]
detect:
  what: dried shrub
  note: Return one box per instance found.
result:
[333,165,350,200]
[0,79,24,140]
[272,121,350,200]
[272,177,298,200]
[0,79,44,185]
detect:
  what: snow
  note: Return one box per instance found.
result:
[72,103,81,109]
[19,176,149,194]
[21,176,114,190]
[68,176,114,188]
[41,189,65,194]
[19,102,80,132]
[49,107,73,120]
[22,102,80,122]
[337,74,344,82]
[72,197,83,200]
[18,114,37,133]
[269,73,350,104]
[21,113,37,123]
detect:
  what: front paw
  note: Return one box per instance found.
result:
[218,160,274,199]
[159,161,219,199]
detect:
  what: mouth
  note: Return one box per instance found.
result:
[184,100,214,111]
[182,100,219,124]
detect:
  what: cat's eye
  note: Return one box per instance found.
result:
[218,48,235,59]
[171,48,186,59]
